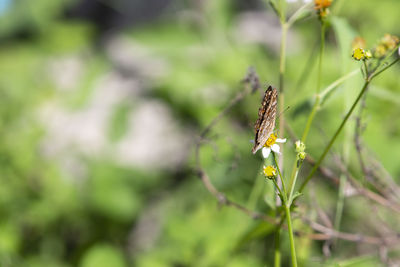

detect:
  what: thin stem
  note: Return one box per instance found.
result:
[297,45,399,193]
[274,222,281,267]
[273,153,287,201]
[287,2,312,27]
[279,23,287,124]
[272,178,285,207]
[299,80,371,193]
[319,69,359,100]
[288,161,302,204]
[288,69,358,193]
[369,57,400,80]
[363,60,369,77]
[285,204,298,267]
[316,22,326,94]
[275,14,287,266]
[279,0,286,23]
[278,23,288,175]
[273,153,297,266]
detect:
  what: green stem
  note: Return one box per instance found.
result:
[299,80,371,193]
[279,0,286,23]
[333,65,354,242]
[370,57,400,80]
[273,153,287,201]
[272,161,286,203]
[274,225,281,267]
[288,161,302,205]
[316,22,326,94]
[285,204,298,267]
[319,69,359,100]
[278,23,288,172]
[279,26,287,110]
[288,69,358,193]
[287,2,312,27]
[272,153,297,266]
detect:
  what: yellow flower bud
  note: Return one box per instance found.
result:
[263,165,277,179]
[352,48,365,61]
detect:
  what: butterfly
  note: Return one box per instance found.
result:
[252,86,278,154]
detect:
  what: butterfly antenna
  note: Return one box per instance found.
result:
[277,106,290,119]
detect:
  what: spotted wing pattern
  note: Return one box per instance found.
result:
[252,86,278,154]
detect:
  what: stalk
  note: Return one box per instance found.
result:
[299,80,371,192]
[273,153,297,267]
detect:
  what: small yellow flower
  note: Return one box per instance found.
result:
[352,48,365,61]
[262,133,286,159]
[265,133,277,147]
[374,44,386,58]
[381,34,399,50]
[314,0,332,9]
[263,165,277,179]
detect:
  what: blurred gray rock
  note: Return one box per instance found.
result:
[41,38,191,175]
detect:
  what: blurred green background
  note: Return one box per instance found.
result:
[0,0,399,266]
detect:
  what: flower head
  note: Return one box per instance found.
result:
[374,44,386,58]
[381,34,399,50]
[352,48,365,61]
[263,165,277,179]
[262,133,286,158]
[295,140,306,153]
[295,140,306,164]
[314,0,332,18]
[314,0,332,9]
[373,34,399,58]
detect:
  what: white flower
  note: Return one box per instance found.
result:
[261,133,286,158]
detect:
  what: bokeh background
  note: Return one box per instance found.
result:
[0,0,399,266]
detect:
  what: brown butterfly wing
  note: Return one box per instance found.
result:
[252,86,278,154]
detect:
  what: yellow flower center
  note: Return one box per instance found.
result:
[264,133,277,147]
[374,45,387,58]
[352,48,365,61]
[263,165,277,178]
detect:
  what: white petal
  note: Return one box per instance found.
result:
[276,138,287,143]
[271,144,280,153]
[262,147,271,158]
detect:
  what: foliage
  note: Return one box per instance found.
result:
[0,0,399,266]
